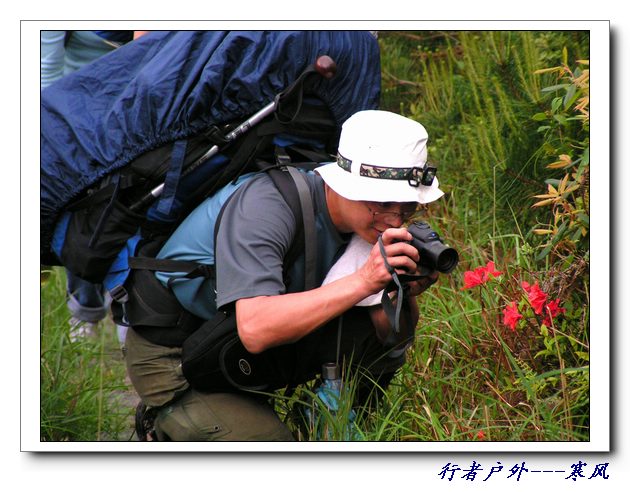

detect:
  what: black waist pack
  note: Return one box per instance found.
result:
[181,311,297,393]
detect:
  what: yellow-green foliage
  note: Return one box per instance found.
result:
[379,31,589,237]
[373,31,590,442]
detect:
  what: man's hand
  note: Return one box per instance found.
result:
[357,228,420,294]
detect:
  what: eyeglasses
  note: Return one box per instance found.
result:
[366,203,419,225]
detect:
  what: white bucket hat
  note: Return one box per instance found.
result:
[316,110,444,204]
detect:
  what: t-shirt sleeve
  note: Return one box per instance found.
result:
[215,175,296,309]
[40,31,67,89]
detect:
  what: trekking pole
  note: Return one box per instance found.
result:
[130,55,337,212]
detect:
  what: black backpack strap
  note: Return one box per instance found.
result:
[266,167,317,291]
[155,139,188,217]
[112,250,213,338]
[123,265,204,346]
[285,167,317,291]
[286,145,332,165]
[128,256,215,279]
[203,130,273,198]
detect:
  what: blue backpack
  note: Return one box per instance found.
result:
[41,31,381,295]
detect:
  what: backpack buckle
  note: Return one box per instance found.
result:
[109,284,129,304]
[275,145,292,167]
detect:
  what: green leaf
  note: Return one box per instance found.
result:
[551,221,569,243]
[545,178,561,186]
[553,114,568,125]
[562,47,568,66]
[564,84,578,109]
[575,351,589,362]
[536,243,553,261]
[532,112,548,121]
[534,349,551,359]
[564,83,577,109]
[542,83,569,93]
[536,125,551,133]
[551,97,563,113]
[540,324,549,337]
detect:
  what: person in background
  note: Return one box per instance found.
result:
[41,30,135,341]
[40,31,135,88]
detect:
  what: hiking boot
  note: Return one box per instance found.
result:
[135,402,159,441]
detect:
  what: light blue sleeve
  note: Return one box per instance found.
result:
[154,173,256,320]
[41,31,119,89]
[62,31,118,75]
[40,31,66,89]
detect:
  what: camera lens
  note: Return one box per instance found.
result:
[436,248,459,274]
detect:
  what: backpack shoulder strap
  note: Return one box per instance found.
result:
[128,256,215,283]
[266,167,317,291]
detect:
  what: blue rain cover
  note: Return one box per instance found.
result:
[41,30,381,257]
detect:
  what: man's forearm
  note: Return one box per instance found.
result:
[236,272,375,353]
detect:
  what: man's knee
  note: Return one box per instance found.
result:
[154,390,294,442]
[124,327,189,408]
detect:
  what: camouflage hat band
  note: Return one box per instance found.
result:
[337,153,436,188]
[337,153,353,172]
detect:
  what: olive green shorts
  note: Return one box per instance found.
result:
[125,327,294,441]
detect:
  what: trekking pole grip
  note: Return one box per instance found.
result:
[315,55,337,79]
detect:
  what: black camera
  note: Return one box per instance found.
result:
[407,221,459,274]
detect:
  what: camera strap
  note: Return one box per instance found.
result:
[377,235,405,335]
[377,235,433,337]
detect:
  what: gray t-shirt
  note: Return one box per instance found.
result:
[216,171,350,309]
[156,170,350,320]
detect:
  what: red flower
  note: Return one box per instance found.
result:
[522,281,548,314]
[476,430,486,440]
[461,261,503,290]
[483,261,503,280]
[502,301,523,331]
[462,269,485,289]
[542,299,566,327]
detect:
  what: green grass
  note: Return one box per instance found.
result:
[40,267,135,441]
[40,230,588,442]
